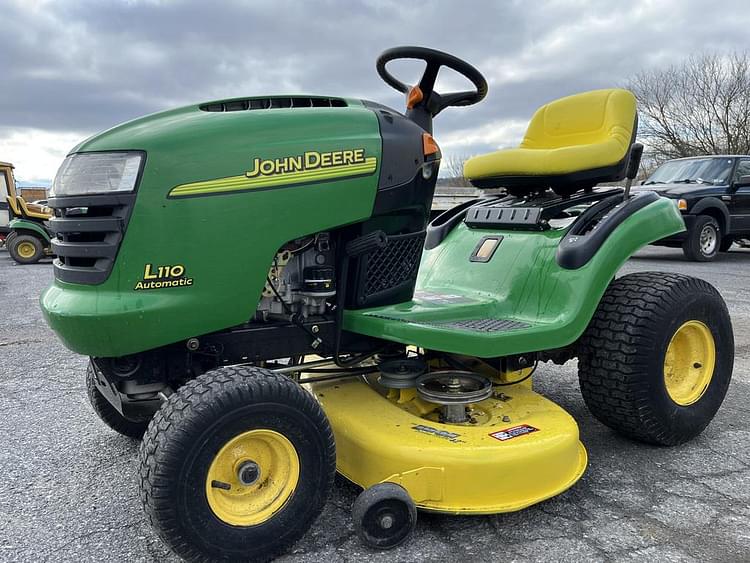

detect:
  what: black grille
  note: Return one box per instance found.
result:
[200,96,347,112]
[349,230,425,308]
[365,232,425,296]
[48,193,136,284]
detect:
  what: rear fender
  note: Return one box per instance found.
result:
[556,192,682,269]
[9,218,51,242]
[400,195,688,355]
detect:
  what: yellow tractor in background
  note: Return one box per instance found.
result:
[0,161,53,264]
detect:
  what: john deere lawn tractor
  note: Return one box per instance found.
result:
[0,161,54,264]
[41,47,733,561]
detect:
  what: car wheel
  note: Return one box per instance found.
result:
[682,215,720,261]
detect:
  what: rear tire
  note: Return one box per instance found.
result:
[8,234,44,264]
[682,215,720,261]
[578,272,733,446]
[139,366,336,562]
[86,363,150,439]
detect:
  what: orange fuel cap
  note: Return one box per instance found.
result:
[422,133,440,157]
[406,85,424,109]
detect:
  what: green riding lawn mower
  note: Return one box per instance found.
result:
[41,47,733,561]
[0,161,55,264]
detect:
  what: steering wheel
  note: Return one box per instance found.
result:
[376,46,488,117]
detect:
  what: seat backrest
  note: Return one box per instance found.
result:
[520,88,636,157]
[7,194,21,216]
[17,196,51,220]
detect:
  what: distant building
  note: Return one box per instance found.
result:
[19,187,48,202]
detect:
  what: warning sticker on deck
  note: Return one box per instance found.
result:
[489,424,539,441]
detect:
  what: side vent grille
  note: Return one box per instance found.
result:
[200,96,348,112]
[48,193,136,285]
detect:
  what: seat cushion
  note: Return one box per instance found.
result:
[464,138,628,179]
[464,89,636,183]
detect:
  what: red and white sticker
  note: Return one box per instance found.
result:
[489,424,539,441]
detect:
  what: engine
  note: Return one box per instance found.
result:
[256,233,337,321]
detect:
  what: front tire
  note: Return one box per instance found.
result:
[139,366,336,562]
[578,272,733,446]
[682,215,720,261]
[8,234,44,264]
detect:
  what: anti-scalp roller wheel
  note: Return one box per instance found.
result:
[352,483,417,549]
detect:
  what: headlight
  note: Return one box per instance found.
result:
[677,199,688,211]
[51,152,143,197]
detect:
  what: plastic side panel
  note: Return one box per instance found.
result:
[344,197,684,356]
[41,107,382,357]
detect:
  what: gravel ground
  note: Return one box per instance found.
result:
[0,245,749,562]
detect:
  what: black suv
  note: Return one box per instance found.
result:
[636,156,750,261]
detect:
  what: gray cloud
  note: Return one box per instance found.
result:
[2,0,750,181]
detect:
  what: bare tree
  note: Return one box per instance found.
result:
[628,52,750,162]
[440,154,472,187]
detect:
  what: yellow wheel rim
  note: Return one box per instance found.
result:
[205,429,300,526]
[663,320,716,406]
[16,241,37,259]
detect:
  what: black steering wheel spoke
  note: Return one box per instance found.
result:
[418,62,441,97]
[376,46,488,127]
[438,90,479,108]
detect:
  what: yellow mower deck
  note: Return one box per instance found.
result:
[311,376,586,514]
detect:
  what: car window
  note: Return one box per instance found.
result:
[733,159,750,183]
[645,158,734,186]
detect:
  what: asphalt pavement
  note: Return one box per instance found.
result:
[0,245,748,562]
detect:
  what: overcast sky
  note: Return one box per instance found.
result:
[2,0,750,186]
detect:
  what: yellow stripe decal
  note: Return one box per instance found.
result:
[169,157,378,198]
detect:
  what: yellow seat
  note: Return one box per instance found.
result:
[17,197,51,220]
[464,88,637,194]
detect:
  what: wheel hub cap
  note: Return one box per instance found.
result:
[16,241,36,258]
[663,320,716,406]
[700,225,717,254]
[205,429,300,526]
[238,460,261,486]
[380,514,394,529]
